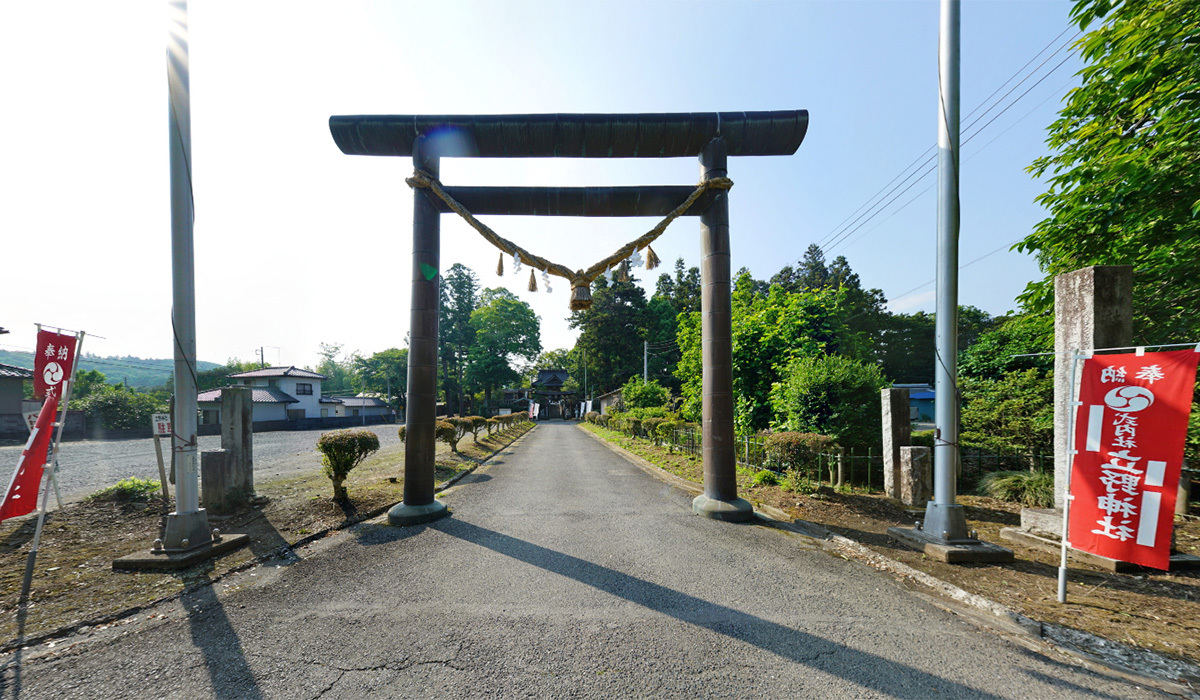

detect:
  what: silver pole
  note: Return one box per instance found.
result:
[1058,350,1085,603]
[643,340,648,382]
[164,0,210,550]
[924,0,969,541]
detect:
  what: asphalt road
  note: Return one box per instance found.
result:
[0,423,1167,699]
[0,426,403,504]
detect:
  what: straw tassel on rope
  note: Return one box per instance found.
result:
[497,252,504,277]
[645,245,660,270]
[528,269,538,292]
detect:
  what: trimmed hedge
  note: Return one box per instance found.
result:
[317,428,381,501]
[763,431,836,472]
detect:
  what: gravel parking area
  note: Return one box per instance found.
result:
[0,425,403,504]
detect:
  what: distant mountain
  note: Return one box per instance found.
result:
[0,350,220,389]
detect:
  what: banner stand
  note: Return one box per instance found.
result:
[17,329,84,641]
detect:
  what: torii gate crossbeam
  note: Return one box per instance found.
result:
[329,111,809,525]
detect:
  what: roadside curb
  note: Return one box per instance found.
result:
[576,424,1200,698]
[0,424,535,655]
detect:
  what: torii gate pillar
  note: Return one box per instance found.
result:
[693,138,753,522]
[389,135,449,526]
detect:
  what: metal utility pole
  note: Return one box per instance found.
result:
[643,341,648,382]
[164,0,211,551]
[926,0,969,542]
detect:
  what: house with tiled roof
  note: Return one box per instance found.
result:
[197,366,330,425]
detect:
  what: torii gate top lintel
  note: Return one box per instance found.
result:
[329,111,808,159]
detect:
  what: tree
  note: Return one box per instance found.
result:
[353,348,408,409]
[675,271,849,431]
[959,369,1054,465]
[620,376,670,409]
[768,354,889,451]
[466,288,541,408]
[439,263,479,414]
[654,258,701,315]
[959,313,1053,382]
[72,369,109,400]
[1018,0,1200,344]
[568,275,648,395]
[315,343,357,395]
[75,386,167,430]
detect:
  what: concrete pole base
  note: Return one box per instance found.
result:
[921,502,970,541]
[692,495,754,523]
[388,499,449,526]
[162,508,212,551]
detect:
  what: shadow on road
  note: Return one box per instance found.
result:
[430,517,1110,700]
[181,576,265,700]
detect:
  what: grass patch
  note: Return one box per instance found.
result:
[85,477,162,503]
[976,470,1054,508]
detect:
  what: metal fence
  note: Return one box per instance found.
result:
[642,426,1057,493]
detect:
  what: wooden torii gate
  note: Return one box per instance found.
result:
[329,112,808,525]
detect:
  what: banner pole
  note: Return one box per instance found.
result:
[47,331,84,511]
[1058,349,1085,604]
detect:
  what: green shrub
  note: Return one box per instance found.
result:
[763,431,835,472]
[585,411,600,423]
[466,416,488,442]
[316,429,380,501]
[435,419,462,451]
[627,417,643,437]
[86,477,161,502]
[486,417,499,435]
[627,406,672,421]
[597,414,611,427]
[752,469,780,487]
[621,377,671,409]
[397,425,407,442]
[642,417,665,439]
[976,470,1054,507]
[768,354,888,450]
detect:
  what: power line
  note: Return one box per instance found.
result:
[817,29,1079,257]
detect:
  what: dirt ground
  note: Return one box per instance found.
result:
[580,424,1200,667]
[0,423,532,648]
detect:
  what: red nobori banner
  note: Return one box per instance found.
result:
[34,330,77,400]
[0,396,58,522]
[1069,349,1200,569]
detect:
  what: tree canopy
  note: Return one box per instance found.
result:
[1018,0,1200,343]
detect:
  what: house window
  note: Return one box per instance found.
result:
[296,383,313,395]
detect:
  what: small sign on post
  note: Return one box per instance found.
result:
[23,411,40,433]
[151,414,172,500]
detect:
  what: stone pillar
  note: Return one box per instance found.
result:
[899,446,932,507]
[881,388,910,499]
[200,449,230,514]
[1053,266,1132,507]
[220,386,253,496]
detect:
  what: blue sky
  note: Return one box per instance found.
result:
[0,1,1082,370]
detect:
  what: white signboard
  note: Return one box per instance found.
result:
[151,413,173,436]
[23,411,40,433]
[498,408,512,415]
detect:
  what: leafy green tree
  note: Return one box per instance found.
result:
[315,343,358,395]
[353,348,408,408]
[75,386,167,430]
[1018,0,1200,343]
[316,428,379,501]
[568,275,647,395]
[768,354,889,450]
[959,313,1053,382]
[675,271,848,431]
[959,369,1054,466]
[72,369,109,400]
[466,288,541,408]
[621,376,670,409]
